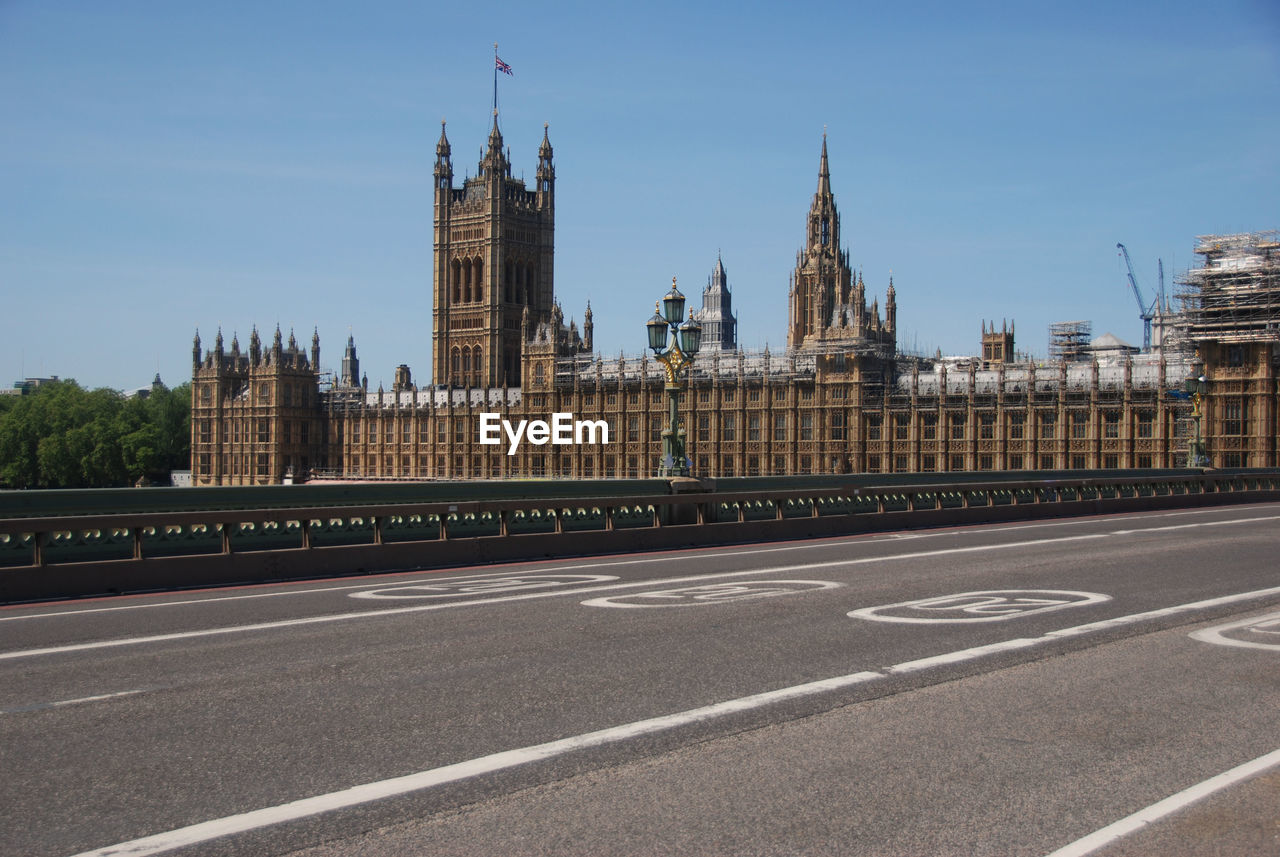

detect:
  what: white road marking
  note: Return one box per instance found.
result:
[1189,609,1280,652]
[68,670,887,857]
[1042,746,1280,857]
[349,574,619,599]
[851,590,1110,624]
[0,534,1111,662]
[582,580,840,608]
[0,567,577,622]
[66,584,1280,857]
[6,505,1272,622]
[1108,513,1280,535]
[1,689,144,715]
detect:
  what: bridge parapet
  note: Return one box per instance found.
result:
[2,469,1277,603]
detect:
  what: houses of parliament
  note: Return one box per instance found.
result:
[189,115,1280,485]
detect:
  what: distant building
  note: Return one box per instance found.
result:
[1087,333,1140,362]
[125,374,168,400]
[693,255,737,350]
[3,376,61,396]
[1174,231,1280,469]
[191,121,1280,484]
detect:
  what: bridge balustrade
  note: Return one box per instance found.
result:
[1,469,1276,603]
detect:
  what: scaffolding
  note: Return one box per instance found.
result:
[1048,320,1092,362]
[1176,230,1280,343]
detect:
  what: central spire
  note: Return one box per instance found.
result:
[817,131,831,198]
[481,109,507,178]
[487,109,503,157]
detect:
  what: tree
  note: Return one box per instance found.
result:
[0,380,192,489]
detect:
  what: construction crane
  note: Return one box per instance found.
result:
[1116,242,1161,351]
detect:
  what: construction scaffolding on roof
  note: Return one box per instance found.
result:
[1048,321,1092,362]
[1176,230,1280,343]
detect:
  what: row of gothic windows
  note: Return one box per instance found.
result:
[451,345,483,386]
[448,256,539,305]
[450,258,484,303]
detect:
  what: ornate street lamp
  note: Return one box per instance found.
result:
[1184,352,1208,467]
[647,277,701,477]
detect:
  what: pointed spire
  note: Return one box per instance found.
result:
[712,253,727,289]
[486,110,503,156]
[436,119,450,157]
[817,130,831,197]
[540,122,552,156]
[480,109,507,179]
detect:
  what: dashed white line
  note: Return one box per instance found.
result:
[1,689,144,715]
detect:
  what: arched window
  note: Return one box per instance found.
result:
[462,260,472,303]
[461,346,471,375]
[450,259,461,303]
[451,348,461,380]
[505,262,514,303]
[471,346,482,385]
[474,259,483,302]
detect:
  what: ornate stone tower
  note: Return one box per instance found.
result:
[981,320,1015,366]
[787,135,895,354]
[190,325,321,485]
[694,254,737,350]
[432,116,555,388]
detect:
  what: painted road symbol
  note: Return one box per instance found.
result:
[1189,610,1280,652]
[350,574,618,599]
[849,589,1110,623]
[582,580,841,608]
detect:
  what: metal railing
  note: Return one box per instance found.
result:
[1,469,1277,602]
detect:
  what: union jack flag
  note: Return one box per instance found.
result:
[496,56,513,75]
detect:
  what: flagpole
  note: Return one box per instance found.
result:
[493,42,499,118]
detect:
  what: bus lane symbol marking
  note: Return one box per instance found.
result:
[350,574,618,600]
[849,589,1111,624]
[582,580,841,608]
[1189,610,1280,652]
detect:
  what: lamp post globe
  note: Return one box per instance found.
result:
[662,281,686,326]
[646,304,669,353]
[679,315,703,357]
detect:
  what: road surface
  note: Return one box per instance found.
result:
[2,502,1278,856]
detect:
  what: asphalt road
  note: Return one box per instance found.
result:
[2,503,1278,857]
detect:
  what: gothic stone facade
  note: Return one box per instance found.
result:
[190,133,1277,486]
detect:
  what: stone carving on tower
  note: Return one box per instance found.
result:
[787,134,895,355]
[432,115,556,388]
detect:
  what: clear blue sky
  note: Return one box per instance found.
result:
[2,0,1277,391]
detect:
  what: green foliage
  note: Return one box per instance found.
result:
[0,380,191,489]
